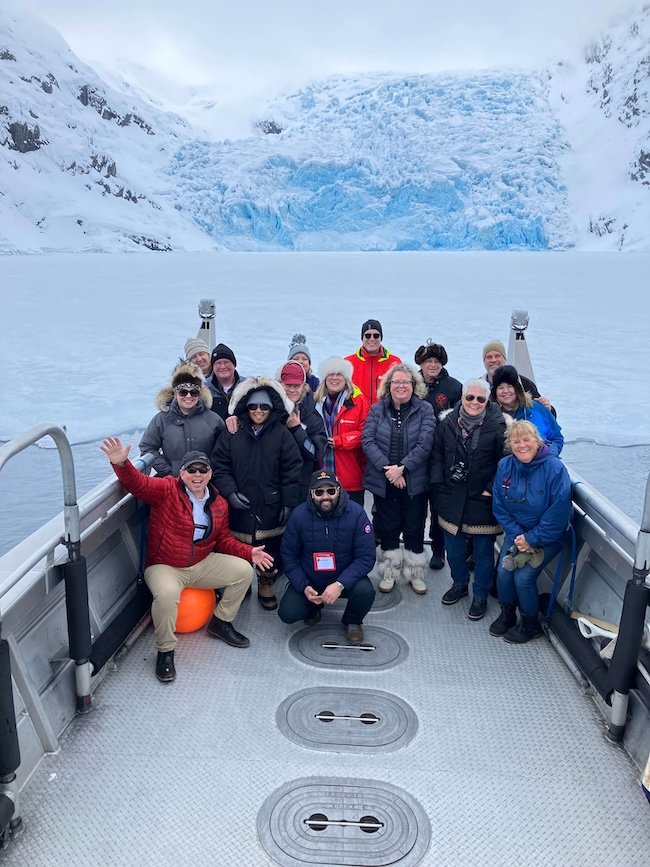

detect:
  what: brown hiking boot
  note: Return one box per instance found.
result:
[344,624,364,644]
[257,571,278,610]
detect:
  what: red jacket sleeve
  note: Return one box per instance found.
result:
[112,460,170,506]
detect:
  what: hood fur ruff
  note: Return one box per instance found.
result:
[155,361,213,411]
[228,376,294,418]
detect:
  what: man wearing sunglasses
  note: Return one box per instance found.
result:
[278,470,376,644]
[345,318,402,405]
[100,440,274,684]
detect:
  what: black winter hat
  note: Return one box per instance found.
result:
[211,343,237,366]
[490,365,526,402]
[361,319,383,339]
[414,340,448,366]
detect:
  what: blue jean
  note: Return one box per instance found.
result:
[496,538,564,615]
[443,530,495,599]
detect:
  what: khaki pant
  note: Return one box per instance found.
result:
[145,553,253,652]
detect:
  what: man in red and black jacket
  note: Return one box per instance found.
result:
[101,438,273,683]
[345,318,402,405]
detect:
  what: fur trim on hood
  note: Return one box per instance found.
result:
[155,361,213,411]
[228,376,294,419]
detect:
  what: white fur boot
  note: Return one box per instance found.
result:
[377,548,402,593]
[402,549,428,595]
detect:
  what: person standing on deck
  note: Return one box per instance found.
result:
[481,339,553,411]
[184,337,212,378]
[415,340,463,571]
[287,333,320,392]
[345,319,402,405]
[207,343,244,422]
[100,441,271,683]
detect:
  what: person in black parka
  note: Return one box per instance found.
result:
[430,378,506,621]
[213,376,303,610]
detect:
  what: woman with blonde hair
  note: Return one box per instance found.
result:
[491,420,571,643]
[362,363,435,595]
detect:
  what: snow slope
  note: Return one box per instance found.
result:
[1,3,649,253]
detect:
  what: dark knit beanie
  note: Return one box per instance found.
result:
[361,319,383,339]
[490,365,527,402]
[211,343,237,366]
[414,340,448,366]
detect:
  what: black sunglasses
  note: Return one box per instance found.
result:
[185,465,210,475]
[313,487,338,496]
[176,387,200,398]
[247,403,272,411]
[364,332,381,339]
[464,394,487,403]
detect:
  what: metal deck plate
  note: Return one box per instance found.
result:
[331,580,403,612]
[257,776,431,867]
[288,624,409,670]
[276,686,418,752]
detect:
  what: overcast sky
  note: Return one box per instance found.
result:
[22,1,637,115]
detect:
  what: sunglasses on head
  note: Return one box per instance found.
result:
[184,465,210,474]
[464,394,487,403]
[364,332,381,339]
[176,387,200,398]
[313,487,338,497]
[247,403,272,412]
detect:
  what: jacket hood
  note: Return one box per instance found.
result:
[228,375,294,420]
[155,361,213,411]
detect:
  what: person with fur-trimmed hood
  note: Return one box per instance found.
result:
[414,339,463,570]
[212,376,303,611]
[430,378,506,621]
[490,365,563,457]
[140,361,225,478]
[277,361,327,500]
[362,363,435,596]
[313,357,369,505]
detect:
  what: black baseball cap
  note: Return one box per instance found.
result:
[180,450,211,471]
[309,470,340,490]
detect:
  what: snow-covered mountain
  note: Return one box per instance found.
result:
[1,3,648,253]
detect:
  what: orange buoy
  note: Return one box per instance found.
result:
[175,587,215,633]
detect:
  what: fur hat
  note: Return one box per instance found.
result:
[414,340,448,366]
[280,361,306,385]
[361,319,383,339]
[184,337,210,361]
[228,376,294,418]
[156,361,213,411]
[288,333,311,363]
[318,356,354,381]
[490,365,527,404]
[482,340,507,360]
[211,343,237,366]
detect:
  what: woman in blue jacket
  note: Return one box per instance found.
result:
[491,420,572,643]
[490,365,563,456]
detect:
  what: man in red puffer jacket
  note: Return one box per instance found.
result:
[101,438,274,683]
[345,318,402,405]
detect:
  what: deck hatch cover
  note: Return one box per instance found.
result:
[288,625,408,670]
[277,687,418,753]
[332,581,402,612]
[257,776,431,867]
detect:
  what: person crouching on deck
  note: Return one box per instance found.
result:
[100,439,273,683]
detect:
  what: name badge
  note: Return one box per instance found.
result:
[313,551,337,571]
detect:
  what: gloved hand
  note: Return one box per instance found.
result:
[278,506,292,526]
[227,492,251,511]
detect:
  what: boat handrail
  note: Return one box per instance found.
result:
[0,429,153,603]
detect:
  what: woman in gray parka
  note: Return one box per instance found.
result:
[362,363,435,596]
[139,361,225,477]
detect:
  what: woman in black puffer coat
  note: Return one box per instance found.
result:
[430,378,506,621]
[213,377,302,610]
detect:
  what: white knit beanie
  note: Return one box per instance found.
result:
[184,337,210,360]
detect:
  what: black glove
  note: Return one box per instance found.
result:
[227,492,251,510]
[278,506,292,526]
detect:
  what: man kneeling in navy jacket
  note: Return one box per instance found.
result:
[278,470,376,644]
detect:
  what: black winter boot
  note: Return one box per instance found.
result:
[155,650,176,682]
[489,604,517,637]
[504,614,544,644]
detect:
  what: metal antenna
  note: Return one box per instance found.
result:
[507,308,536,383]
[198,299,216,352]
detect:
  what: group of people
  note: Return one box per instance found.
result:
[101,319,572,683]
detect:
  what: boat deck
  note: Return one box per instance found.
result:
[4,561,649,867]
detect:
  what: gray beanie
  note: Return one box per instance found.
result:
[288,333,311,363]
[184,337,210,360]
[247,389,272,407]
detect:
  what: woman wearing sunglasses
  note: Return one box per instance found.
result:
[491,420,571,643]
[140,361,225,478]
[430,378,506,619]
[213,376,303,610]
